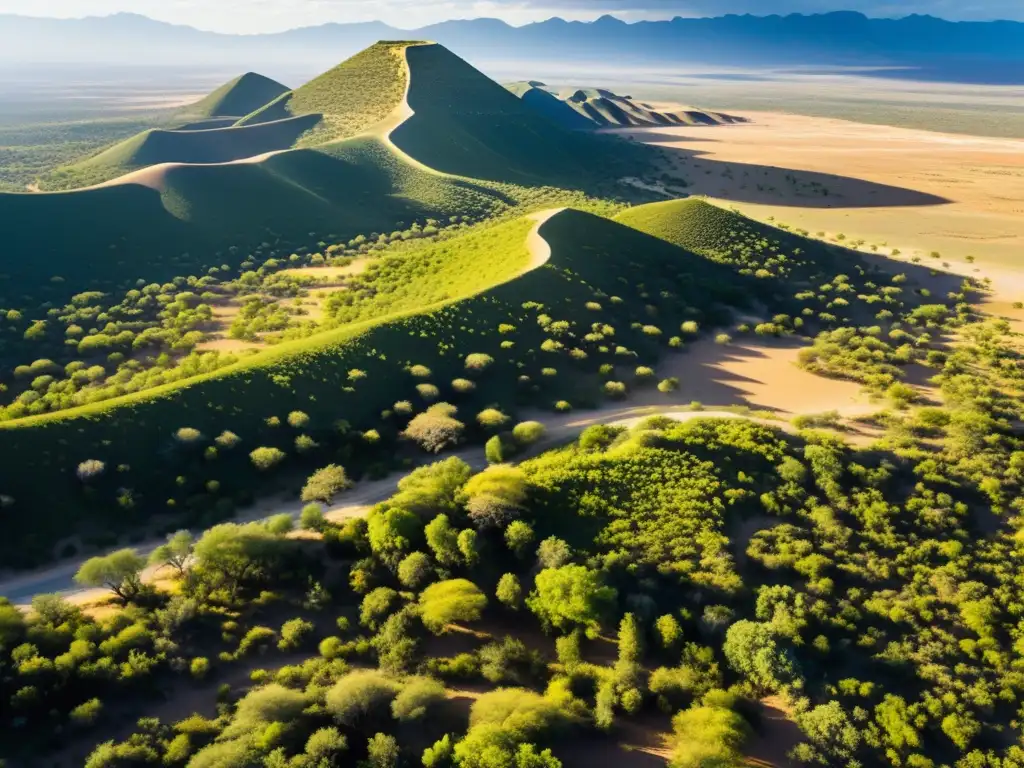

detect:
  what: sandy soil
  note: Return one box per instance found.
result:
[618,111,1024,272]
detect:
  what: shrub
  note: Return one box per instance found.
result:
[300,503,326,531]
[250,447,286,471]
[70,697,103,726]
[287,411,310,428]
[190,657,210,680]
[222,684,308,740]
[670,700,751,768]
[320,637,344,660]
[392,677,447,721]
[658,377,680,393]
[301,464,352,503]
[393,400,414,415]
[364,733,400,768]
[325,670,400,727]
[305,727,347,762]
[477,408,510,429]
[496,574,522,609]
[409,365,433,378]
[451,378,476,393]
[361,587,400,631]
[603,381,627,399]
[236,626,276,657]
[465,353,495,371]
[416,383,441,401]
[403,404,465,453]
[537,537,572,569]
[681,321,700,335]
[278,618,314,651]
[463,465,529,528]
[397,552,434,589]
[512,421,545,445]
[485,434,514,464]
[635,366,656,382]
[419,579,488,633]
[504,520,535,557]
[715,333,732,345]
[76,459,105,481]
[175,427,203,444]
[554,400,572,412]
[215,430,241,449]
[527,565,616,636]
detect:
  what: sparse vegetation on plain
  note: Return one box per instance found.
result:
[1,32,1022,768]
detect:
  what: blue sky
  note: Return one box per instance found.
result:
[2,0,1020,33]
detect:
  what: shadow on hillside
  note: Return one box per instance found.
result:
[613,131,950,210]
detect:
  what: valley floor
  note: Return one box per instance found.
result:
[613,111,1024,282]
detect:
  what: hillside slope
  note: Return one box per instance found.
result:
[177,71,291,122]
[238,40,411,146]
[503,81,594,131]
[55,114,320,179]
[0,136,507,308]
[390,43,644,185]
[0,208,751,568]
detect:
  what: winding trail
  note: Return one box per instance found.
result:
[0,406,799,608]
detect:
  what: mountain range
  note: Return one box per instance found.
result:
[2,11,1023,76]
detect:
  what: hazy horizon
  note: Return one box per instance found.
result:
[2,1,1023,34]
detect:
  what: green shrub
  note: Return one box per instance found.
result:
[69,697,103,726]
[477,408,510,429]
[190,657,210,680]
[511,421,545,446]
[301,464,352,503]
[658,377,679,393]
[419,579,488,633]
[325,670,400,727]
[392,677,447,721]
[250,447,286,471]
[278,618,314,651]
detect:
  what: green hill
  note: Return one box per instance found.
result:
[0,135,508,309]
[237,41,412,145]
[0,208,751,568]
[48,114,321,185]
[390,44,644,185]
[177,71,290,121]
[503,81,594,131]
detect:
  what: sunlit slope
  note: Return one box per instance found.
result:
[0,136,506,307]
[177,72,291,122]
[238,41,411,145]
[391,44,636,185]
[0,209,753,568]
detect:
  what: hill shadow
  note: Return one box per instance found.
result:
[651,141,946,210]
[612,131,949,210]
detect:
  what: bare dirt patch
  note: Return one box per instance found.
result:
[632,337,871,417]
[744,696,801,768]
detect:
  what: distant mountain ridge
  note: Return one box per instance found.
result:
[1,11,1022,73]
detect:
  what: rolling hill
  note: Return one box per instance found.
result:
[0,206,752,568]
[176,71,290,123]
[236,40,411,145]
[49,115,321,183]
[507,82,746,128]
[4,39,654,310]
[0,134,509,309]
